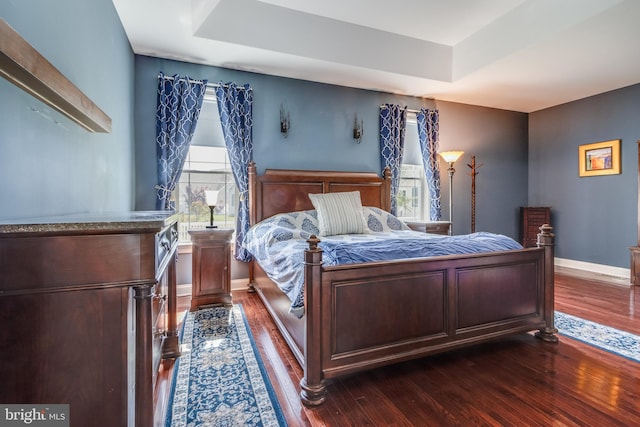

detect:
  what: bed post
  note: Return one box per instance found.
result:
[300,234,326,406]
[247,162,257,292]
[534,224,559,343]
[248,162,257,226]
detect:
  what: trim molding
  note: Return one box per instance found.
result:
[555,257,631,285]
[0,18,111,133]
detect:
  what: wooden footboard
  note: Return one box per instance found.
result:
[298,226,557,406]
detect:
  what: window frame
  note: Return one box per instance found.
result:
[395,114,430,222]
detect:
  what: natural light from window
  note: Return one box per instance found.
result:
[396,114,430,222]
[173,92,237,243]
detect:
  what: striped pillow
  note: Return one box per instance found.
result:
[308,191,368,236]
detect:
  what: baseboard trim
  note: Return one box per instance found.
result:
[177,279,250,297]
[177,283,192,297]
[231,278,251,291]
[555,257,631,285]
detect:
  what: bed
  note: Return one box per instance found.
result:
[246,162,558,406]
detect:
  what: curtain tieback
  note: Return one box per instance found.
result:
[155,184,172,197]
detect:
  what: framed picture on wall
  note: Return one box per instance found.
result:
[578,139,621,177]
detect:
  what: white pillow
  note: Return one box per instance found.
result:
[308,191,368,236]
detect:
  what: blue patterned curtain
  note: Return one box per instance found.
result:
[379,104,407,215]
[215,82,253,262]
[416,108,442,221]
[155,72,207,210]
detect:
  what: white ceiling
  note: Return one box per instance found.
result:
[112,0,640,112]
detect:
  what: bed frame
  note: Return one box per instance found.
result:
[247,162,557,406]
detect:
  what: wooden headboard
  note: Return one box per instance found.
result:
[248,162,392,225]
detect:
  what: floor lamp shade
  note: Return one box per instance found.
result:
[439,150,464,164]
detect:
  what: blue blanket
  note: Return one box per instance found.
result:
[319,232,522,265]
[243,209,523,317]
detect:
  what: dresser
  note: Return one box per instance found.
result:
[188,228,234,310]
[0,211,180,427]
[519,207,551,247]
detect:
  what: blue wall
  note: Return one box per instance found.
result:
[134,55,528,238]
[0,0,135,218]
[529,83,640,268]
[437,102,528,237]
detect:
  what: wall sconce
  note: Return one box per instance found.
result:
[353,114,363,143]
[439,150,464,235]
[205,190,219,229]
[280,105,290,138]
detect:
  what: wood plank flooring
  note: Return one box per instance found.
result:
[161,269,640,426]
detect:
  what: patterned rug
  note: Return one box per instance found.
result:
[166,305,288,427]
[555,311,640,363]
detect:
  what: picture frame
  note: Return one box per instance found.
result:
[578,139,621,177]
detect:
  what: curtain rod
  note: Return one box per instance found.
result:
[158,74,248,90]
[379,105,423,114]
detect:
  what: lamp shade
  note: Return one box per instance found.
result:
[439,150,464,163]
[205,190,219,207]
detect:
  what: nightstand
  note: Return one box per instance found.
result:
[188,228,234,310]
[405,221,452,235]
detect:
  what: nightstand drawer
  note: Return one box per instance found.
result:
[406,221,451,235]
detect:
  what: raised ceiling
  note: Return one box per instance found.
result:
[113,0,640,112]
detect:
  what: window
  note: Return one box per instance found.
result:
[173,90,237,243]
[395,114,430,222]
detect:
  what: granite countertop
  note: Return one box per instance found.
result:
[0,211,179,235]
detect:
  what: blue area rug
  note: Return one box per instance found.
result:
[166,305,288,427]
[555,311,640,363]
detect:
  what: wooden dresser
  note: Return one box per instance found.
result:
[0,211,180,427]
[520,207,551,247]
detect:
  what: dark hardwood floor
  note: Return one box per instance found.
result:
[160,269,640,426]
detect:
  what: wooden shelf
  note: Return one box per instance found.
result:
[0,18,111,133]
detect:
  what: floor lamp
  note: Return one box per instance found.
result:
[439,150,464,235]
